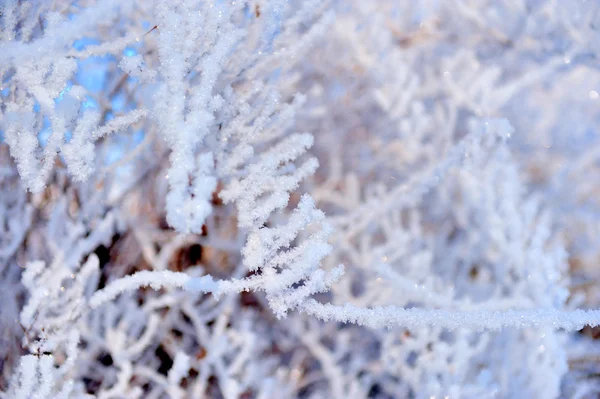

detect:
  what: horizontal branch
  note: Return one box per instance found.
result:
[89,271,600,332]
[300,299,600,332]
[88,271,218,309]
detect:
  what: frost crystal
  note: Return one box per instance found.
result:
[2,1,600,398]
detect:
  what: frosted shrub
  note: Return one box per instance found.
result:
[1,1,600,398]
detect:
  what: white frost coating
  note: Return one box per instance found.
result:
[0,0,142,192]
[119,54,156,82]
[13,356,37,399]
[166,152,217,234]
[220,133,319,229]
[89,271,217,308]
[9,355,58,399]
[0,0,125,65]
[168,352,191,390]
[4,1,600,398]
[62,109,147,182]
[154,0,245,234]
[93,109,148,141]
[301,300,600,331]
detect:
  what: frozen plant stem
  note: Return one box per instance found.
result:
[89,270,600,332]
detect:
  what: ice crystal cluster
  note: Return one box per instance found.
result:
[2,1,600,398]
